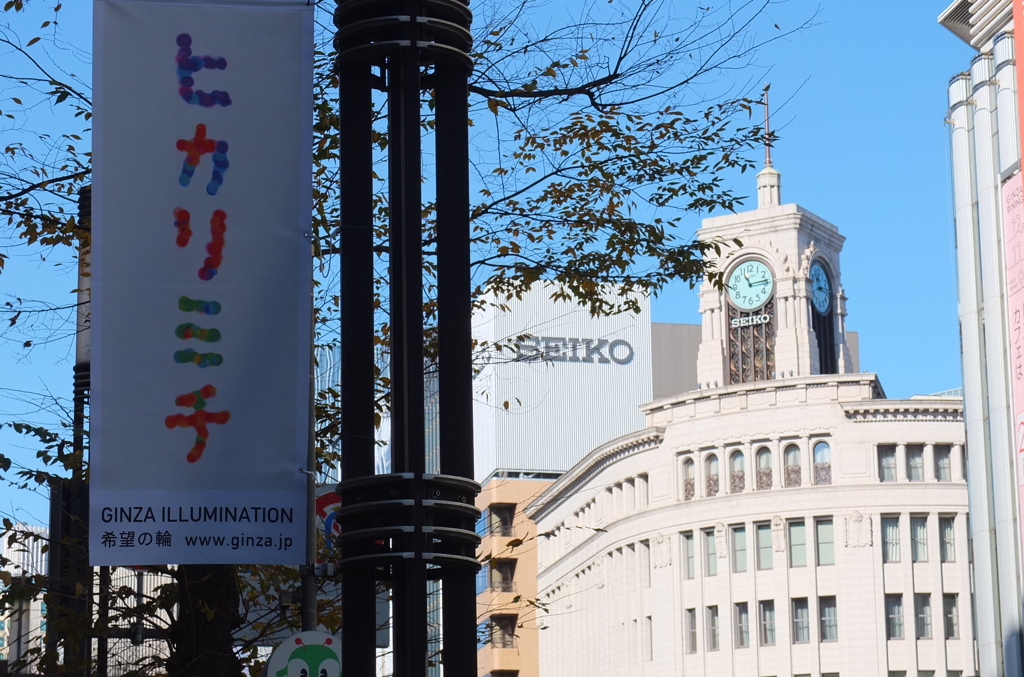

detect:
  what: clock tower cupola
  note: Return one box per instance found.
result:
[694,157,853,388]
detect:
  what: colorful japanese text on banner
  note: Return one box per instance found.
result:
[90,0,313,565]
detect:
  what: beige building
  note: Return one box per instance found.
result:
[475,472,556,677]
[526,165,977,676]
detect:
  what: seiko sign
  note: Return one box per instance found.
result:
[730,314,771,329]
[515,336,635,365]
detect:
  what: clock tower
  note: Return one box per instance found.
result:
[694,161,854,387]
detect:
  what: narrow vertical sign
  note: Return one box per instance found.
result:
[91,0,313,565]
[1003,171,1024,569]
[1013,0,1024,573]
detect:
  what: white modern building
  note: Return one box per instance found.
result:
[472,287,654,481]
[940,2,1024,675]
[0,523,48,672]
[527,164,976,675]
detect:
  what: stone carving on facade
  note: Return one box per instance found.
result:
[771,515,786,552]
[844,511,873,548]
[814,462,832,486]
[730,469,745,493]
[653,534,673,569]
[799,241,817,277]
[683,478,695,501]
[765,239,791,274]
[706,473,719,497]
[784,464,801,488]
[715,522,728,558]
[756,467,773,490]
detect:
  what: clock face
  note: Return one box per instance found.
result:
[726,260,774,311]
[809,261,832,314]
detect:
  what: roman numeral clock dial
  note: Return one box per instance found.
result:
[727,260,774,311]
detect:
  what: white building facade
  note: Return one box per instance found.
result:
[940,2,1024,674]
[528,167,977,675]
[472,287,653,480]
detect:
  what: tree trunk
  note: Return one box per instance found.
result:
[166,564,244,677]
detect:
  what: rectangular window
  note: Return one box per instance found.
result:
[491,615,517,648]
[885,594,904,640]
[683,531,695,579]
[759,600,776,646]
[888,673,907,677]
[491,560,516,592]
[685,608,697,653]
[475,566,489,595]
[642,615,653,661]
[734,602,750,648]
[940,516,955,562]
[475,508,490,537]
[907,444,925,481]
[706,605,719,651]
[943,594,959,639]
[490,504,516,536]
[816,518,835,566]
[879,445,897,482]
[935,445,952,481]
[640,540,651,588]
[792,598,810,643]
[756,523,773,570]
[882,516,901,563]
[704,529,717,576]
[789,520,806,567]
[915,594,932,639]
[819,595,838,641]
[911,516,928,562]
[732,526,747,573]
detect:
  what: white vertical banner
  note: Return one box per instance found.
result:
[91,0,313,564]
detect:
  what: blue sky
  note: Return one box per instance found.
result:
[0,1,980,523]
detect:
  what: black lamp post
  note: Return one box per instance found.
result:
[334,1,479,675]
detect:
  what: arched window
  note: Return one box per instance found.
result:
[705,455,720,497]
[756,447,772,490]
[784,444,801,488]
[682,458,695,501]
[730,451,745,493]
[813,441,832,485]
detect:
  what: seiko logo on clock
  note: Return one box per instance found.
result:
[730,314,771,328]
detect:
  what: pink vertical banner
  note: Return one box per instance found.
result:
[90,0,313,565]
[1002,172,1024,564]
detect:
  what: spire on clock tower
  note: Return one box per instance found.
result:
[757,88,781,208]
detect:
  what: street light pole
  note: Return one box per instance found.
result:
[334,1,479,674]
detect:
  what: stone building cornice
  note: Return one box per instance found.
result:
[526,427,665,522]
[842,399,964,423]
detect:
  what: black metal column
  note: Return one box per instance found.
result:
[334,1,478,675]
[338,32,380,677]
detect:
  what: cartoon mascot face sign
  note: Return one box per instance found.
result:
[266,631,340,677]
